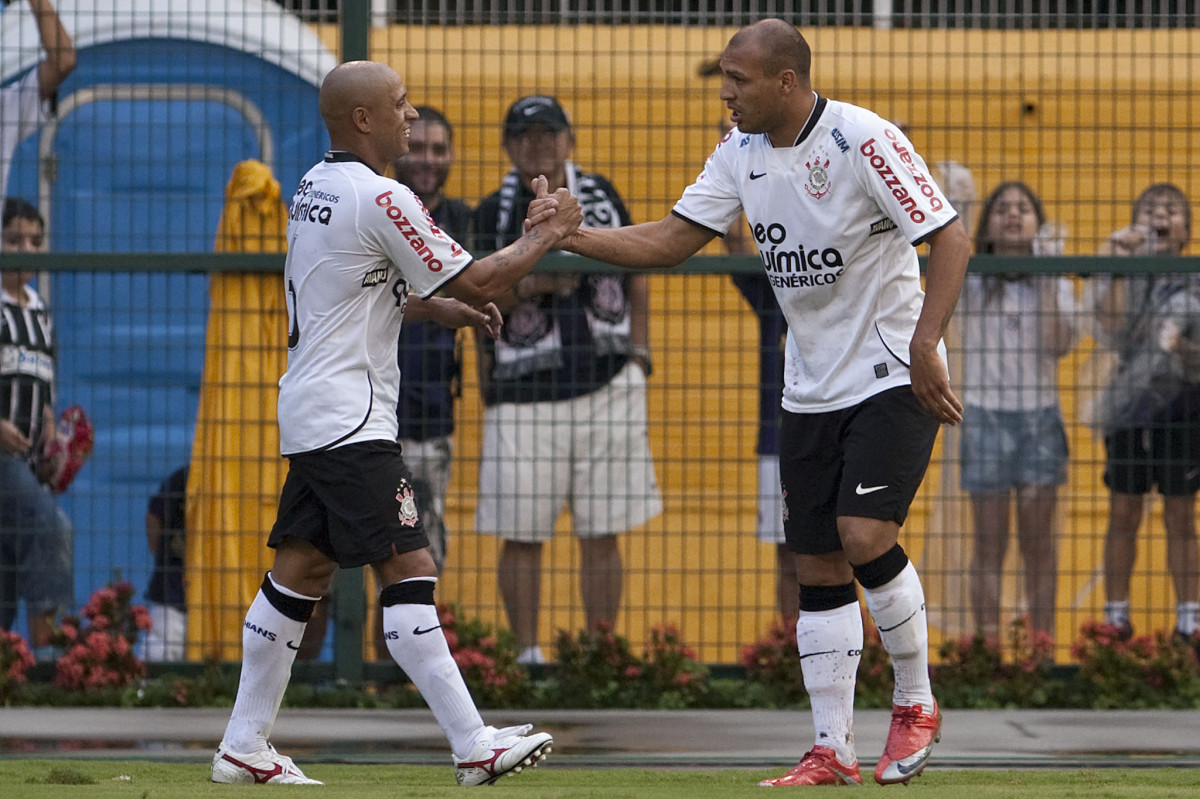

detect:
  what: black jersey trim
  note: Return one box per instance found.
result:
[282,374,375,457]
[324,150,378,173]
[876,322,910,369]
[910,214,960,247]
[419,258,476,299]
[793,95,828,146]
[670,209,726,238]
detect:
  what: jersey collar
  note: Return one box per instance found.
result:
[792,93,827,147]
[324,150,377,173]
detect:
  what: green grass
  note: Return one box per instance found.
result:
[1,760,1199,798]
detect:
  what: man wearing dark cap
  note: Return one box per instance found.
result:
[473,95,661,666]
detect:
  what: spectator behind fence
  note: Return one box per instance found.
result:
[472,95,662,667]
[708,108,797,626]
[1089,183,1200,647]
[0,197,74,659]
[392,106,472,574]
[557,19,970,787]
[959,182,1077,641]
[212,60,581,786]
[0,0,75,195]
[143,464,188,661]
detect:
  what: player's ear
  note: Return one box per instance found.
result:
[779,68,798,94]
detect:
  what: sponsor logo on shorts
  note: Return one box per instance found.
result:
[395,479,419,527]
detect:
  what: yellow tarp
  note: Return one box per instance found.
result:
[185,160,289,660]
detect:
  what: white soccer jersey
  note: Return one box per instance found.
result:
[0,70,48,195]
[278,152,474,455]
[673,96,959,413]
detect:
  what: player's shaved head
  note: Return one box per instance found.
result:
[727,18,811,79]
[319,60,399,136]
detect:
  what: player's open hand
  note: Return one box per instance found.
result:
[909,341,963,425]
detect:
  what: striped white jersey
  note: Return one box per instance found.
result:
[278,152,473,455]
[672,96,958,413]
[1,283,54,445]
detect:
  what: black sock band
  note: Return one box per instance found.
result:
[260,573,318,623]
[798,582,859,612]
[852,543,909,590]
[379,579,436,607]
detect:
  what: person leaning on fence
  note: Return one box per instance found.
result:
[211,60,583,787]
[959,182,1077,643]
[706,105,798,627]
[471,94,661,667]
[143,464,189,662]
[1089,183,1200,650]
[0,0,74,194]
[0,198,74,660]
[555,19,970,787]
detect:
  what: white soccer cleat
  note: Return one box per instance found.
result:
[453,724,553,786]
[211,742,323,785]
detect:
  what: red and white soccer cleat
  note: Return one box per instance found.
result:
[453,724,553,786]
[874,699,941,785]
[211,743,322,785]
[758,746,863,787]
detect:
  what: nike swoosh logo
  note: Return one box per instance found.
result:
[895,755,927,776]
[876,606,922,633]
[413,625,443,636]
[285,640,301,651]
[749,171,767,180]
[855,483,888,495]
[798,649,838,660]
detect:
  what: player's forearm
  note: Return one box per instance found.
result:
[564,221,689,269]
[456,226,561,305]
[912,223,970,353]
[30,0,75,89]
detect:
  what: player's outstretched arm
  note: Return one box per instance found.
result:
[910,219,970,425]
[563,214,715,269]
[440,178,583,307]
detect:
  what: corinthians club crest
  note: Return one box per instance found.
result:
[805,150,832,200]
[395,480,419,527]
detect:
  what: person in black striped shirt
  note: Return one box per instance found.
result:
[0,197,73,657]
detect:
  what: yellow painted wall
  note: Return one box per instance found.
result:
[308,25,1197,662]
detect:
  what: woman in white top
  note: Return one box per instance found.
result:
[960,181,1077,641]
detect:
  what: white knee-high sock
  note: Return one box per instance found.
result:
[382,578,484,760]
[797,602,862,765]
[222,575,318,752]
[860,561,934,711]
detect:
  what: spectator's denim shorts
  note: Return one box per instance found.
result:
[960,406,1069,493]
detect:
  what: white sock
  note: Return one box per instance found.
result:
[1105,600,1131,627]
[222,585,312,753]
[1177,601,1200,636]
[797,603,862,765]
[382,579,484,760]
[861,561,933,712]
